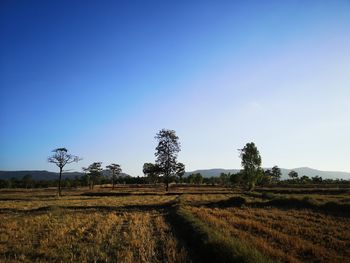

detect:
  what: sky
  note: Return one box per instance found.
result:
[1,0,350,176]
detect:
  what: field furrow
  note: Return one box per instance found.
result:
[1,187,350,263]
[186,206,350,263]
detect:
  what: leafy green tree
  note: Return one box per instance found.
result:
[271,166,282,182]
[154,129,181,191]
[239,142,263,191]
[143,163,161,185]
[300,175,310,183]
[187,173,196,184]
[230,172,243,186]
[0,179,9,188]
[48,148,80,196]
[312,175,322,183]
[194,173,203,184]
[175,162,185,183]
[187,173,202,184]
[259,169,272,185]
[106,163,122,190]
[72,176,81,188]
[288,170,299,181]
[22,174,33,188]
[9,177,20,188]
[87,162,103,189]
[219,173,230,186]
[206,177,215,185]
[323,178,334,184]
[264,169,271,175]
[63,178,72,188]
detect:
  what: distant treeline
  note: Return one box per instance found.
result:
[1,172,349,189]
[0,174,139,189]
[185,172,350,187]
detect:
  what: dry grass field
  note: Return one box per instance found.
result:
[0,188,188,263]
[0,185,349,262]
[183,206,350,262]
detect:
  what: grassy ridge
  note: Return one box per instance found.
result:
[185,205,350,262]
[170,205,275,263]
[212,195,350,216]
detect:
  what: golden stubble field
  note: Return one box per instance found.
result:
[0,185,349,263]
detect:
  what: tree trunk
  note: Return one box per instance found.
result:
[165,181,169,191]
[58,167,62,197]
[112,174,115,190]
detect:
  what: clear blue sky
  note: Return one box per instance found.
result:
[1,0,350,175]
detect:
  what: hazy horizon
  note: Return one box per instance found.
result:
[1,1,350,176]
[2,166,350,176]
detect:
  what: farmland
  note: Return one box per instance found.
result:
[0,185,349,262]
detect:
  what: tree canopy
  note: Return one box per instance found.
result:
[48,148,80,196]
[271,166,282,182]
[288,170,299,180]
[154,129,182,191]
[106,163,122,190]
[143,163,160,184]
[239,142,263,190]
[87,162,103,189]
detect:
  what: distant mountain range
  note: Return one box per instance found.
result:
[0,170,131,180]
[185,167,350,180]
[1,167,349,180]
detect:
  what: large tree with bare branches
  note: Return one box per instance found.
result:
[48,148,80,196]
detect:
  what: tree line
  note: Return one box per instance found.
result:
[1,169,348,190]
[2,129,349,193]
[45,129,186,196]
[0,174,148,189]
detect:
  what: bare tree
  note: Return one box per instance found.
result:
[106,163,122,190]
[48,148,80,196]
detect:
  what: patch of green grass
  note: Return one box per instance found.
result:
[171,205,275,263]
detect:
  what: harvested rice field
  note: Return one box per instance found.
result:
[183,205,350,263]
[0,186,349,263]
[0,208,188,262]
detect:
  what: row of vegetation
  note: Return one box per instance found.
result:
[1,172,349,190]
[2,133,349,262]
[170,204,273,263]
[2,129,349,193]
[175,202,350,263]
